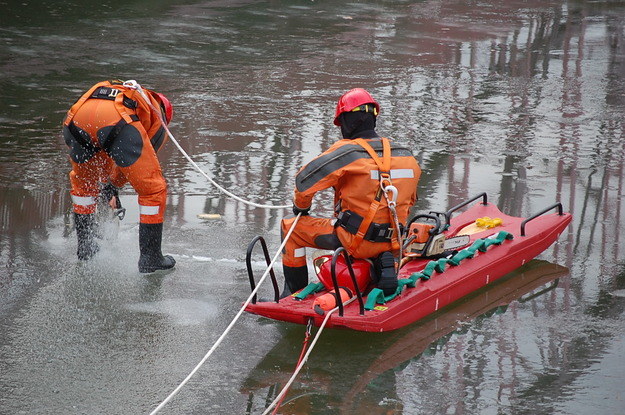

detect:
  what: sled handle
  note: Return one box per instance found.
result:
[246,235,280,303]
[331,248,366,316]
[520,202,564,237]
[444,192,488,225]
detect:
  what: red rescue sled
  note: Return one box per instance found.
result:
[244,193,571,332]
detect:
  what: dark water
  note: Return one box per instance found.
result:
[1,1,625,414]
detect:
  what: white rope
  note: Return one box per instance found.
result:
[122,80,290,210]
[383,184,404,265]
[261,296,357,415]
[149,213,302,415]
[117,79,296,413]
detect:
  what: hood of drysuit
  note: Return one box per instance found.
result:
[339,110,378,139]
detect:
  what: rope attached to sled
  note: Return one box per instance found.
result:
[270,319,313,415]
[262,296,358,415]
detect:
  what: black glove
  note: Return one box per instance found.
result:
[292,204,310,216]
[101,183,121,209]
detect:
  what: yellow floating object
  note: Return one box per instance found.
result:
[197,213,222,220]
[475,216,503,228]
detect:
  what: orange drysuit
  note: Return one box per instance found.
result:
[281,137,421,267]
[63,80,169,224]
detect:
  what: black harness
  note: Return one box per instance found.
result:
[335,209,399,243]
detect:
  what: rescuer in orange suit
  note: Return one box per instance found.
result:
[281,88,421,296]
[62,80,175,273]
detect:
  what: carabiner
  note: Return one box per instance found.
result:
[379,172,392,190]
[305,317,313,338]
[122,79,139,89]
[383,184,398,208]
[114,207,126,221]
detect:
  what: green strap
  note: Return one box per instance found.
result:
[293,282,325,300]
[364,288,386,310]
[365,279,415,310]
[364,231,514,309]
[449,231,513,265]
[397,278,413,292]
[448,249,475,266]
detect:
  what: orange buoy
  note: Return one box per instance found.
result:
[313,287,352,315]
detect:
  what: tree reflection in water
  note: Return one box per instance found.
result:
[1,1,625,414]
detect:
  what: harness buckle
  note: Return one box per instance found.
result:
[379,172,392,189]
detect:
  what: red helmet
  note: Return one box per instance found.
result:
[333,88,380,126]
[154,92,174,124]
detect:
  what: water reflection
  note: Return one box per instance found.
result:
[241,260,568,414]
[0,188,69,307]
[1,0,625,414]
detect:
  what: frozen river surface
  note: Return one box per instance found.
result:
[1,1,625,414]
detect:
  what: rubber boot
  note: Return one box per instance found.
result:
[280,265,309,298]
[375,251,398,296]
[138,223,176,273]
[74,213,99,260]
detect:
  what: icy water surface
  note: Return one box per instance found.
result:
[1,1,625,414]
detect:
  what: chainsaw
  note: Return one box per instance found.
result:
[403,213,471,258]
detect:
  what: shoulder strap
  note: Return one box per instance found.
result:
[65,81,140,153]
[64,81,111,126]
[349,137,399,252]
[113,88,142,124]
[353,137,391,173]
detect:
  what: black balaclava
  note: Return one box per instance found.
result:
[339,110,379,139]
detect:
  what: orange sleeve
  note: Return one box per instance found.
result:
[293,141,347,210]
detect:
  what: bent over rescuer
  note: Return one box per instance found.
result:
[63,80,175,273]
[281,88,421,297]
